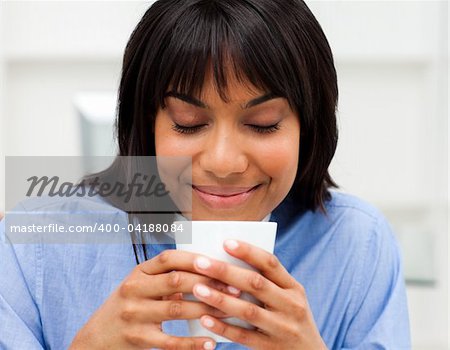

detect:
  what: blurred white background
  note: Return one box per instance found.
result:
[0,1,448,349]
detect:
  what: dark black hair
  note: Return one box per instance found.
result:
[108,0,339,262]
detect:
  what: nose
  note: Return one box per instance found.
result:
[199,129,248,178]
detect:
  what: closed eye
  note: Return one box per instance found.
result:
[171,123,207,134]
[171,123,280,135]
[247,123,280,134]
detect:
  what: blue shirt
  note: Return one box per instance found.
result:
[0,191,411,349]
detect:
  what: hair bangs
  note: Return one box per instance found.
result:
[152,0,300,110]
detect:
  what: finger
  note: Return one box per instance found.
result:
[223,239,298,289]
[163,292,184,301]
[133,329,216,350]
[208,279,242,297]
[153,299,230,321]
[162,294,236,319]
[192,283,281,335]
[164,286,241,302]
[192,256,292,310]
[139,249,198,275]
[199,315,268,349]
[127,270,240,298]
[120,299,228,323]
[138,250,241,296]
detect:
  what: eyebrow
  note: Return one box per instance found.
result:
[164,91,279,109]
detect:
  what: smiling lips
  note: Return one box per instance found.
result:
[192,185,260,209]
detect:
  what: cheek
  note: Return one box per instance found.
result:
[154,114,191,188]
[155,114,201,157]
[155,114,176,156]
[256,133,300,187]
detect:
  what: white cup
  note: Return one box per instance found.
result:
[174,220,277,343]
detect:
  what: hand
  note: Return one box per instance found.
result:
[69,250,240,350]
[190,240,328,350]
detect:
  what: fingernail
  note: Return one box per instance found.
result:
[195,284,211,297]
[195,256,211,270]
[224,239,239,250]
[202,317,215,328]
[203,340,215,349]
[227,285,240,295]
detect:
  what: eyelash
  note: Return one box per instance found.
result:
[171,123,280,135]
[171,124,206,134]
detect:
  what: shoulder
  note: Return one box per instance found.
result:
[1,195,132,290]
[320,190,395,237]
[324,190,385,222]
[283,190,392,233]
[314,192,403,282]
[279,190,400,259]
[323,190,398,248]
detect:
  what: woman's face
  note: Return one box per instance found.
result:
[155,72,300,221]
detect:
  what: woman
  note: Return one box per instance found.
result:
[0,0,410,349]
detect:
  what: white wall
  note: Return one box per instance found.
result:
[2,1,150,60]
[0,0,149,210]
[0,2,6,213]
[3,61,121,156]
[0,1,448,349]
